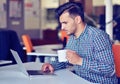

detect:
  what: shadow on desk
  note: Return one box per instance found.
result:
[0,63,13,67]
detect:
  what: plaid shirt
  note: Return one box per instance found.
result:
[51,24,118,84]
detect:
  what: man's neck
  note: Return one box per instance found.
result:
[74,23,86,38]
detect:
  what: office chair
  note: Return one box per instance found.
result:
[22,34,34,53]
[0,29,26,64]
[22,34,44,62]
[112,44,120,77]
[58,30,69,48]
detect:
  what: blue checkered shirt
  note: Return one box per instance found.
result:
[51,24,118,84]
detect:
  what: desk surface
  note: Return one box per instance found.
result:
[27,44,63,57]
[0,62,95,84]
[0,60,12,65]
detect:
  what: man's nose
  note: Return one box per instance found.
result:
[61,25,65,30]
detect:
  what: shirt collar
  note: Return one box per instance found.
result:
[80,24,87,36]
[72,24,87,39]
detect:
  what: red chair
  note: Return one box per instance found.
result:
[112,44,120,77]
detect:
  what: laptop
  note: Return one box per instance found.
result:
[10,49,55,77]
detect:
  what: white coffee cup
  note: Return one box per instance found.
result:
[57,50,67,62]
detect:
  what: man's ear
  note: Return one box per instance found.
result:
[75,16,82,24]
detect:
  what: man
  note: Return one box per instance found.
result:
[41,2,117,83]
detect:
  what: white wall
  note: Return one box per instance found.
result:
[24,0,40,30]
[41,0,59,30]
[93,0,120,6]
[0,0,6,28]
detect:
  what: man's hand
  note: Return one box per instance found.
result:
[66,50,83,65]
[41,63,54,73]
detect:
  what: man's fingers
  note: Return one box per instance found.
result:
[41,64,48,71]
[41,63,54,73]
[49,66,54,73]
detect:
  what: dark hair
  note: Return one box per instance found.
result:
[55,2,84,21]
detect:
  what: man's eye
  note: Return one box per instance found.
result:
[63,22,67,24]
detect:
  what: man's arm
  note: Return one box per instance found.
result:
[50,61,68,71]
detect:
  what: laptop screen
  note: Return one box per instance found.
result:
[10,49,56,76]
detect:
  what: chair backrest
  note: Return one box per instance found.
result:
[22,34,34,53]
[59,30,69,42]
[112,44,120,77]
[0,29,26,63]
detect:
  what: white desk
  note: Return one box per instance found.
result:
[26,44,63,62]
[0,60,12,65]
[27,44,63,57]
[0,62,95,84]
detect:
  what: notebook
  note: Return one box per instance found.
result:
[10,49,55,77]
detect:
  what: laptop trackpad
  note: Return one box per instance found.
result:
[27,70,56,75]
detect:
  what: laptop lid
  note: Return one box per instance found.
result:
[10,49,29,76]
[10,49,55,77]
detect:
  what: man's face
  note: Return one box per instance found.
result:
[59,12,77,36]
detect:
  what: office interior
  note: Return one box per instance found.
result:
[0,0,120,62]
[0,0,119,40]
[0,0,120,41]
[0,0,120,83]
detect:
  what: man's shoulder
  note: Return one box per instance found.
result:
[87,25,107,36]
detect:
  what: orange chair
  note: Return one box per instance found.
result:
[112,44,120,77]
[22,34,34,53]
[58,30,69,42]
[58,30,69,47]
[22,34,44,62]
